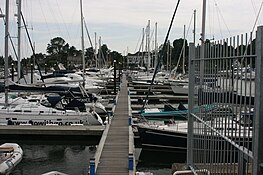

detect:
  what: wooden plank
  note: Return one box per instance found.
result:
[96,75,131,175]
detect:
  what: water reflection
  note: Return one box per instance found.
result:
[0,137,98,175]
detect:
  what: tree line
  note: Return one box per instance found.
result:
[0,37,256,72]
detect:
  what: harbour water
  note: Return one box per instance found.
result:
[3,138,172,175]
[1,135,100,175]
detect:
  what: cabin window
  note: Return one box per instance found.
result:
[24,110,32,113]
[28,99,38,102]
[39,111,44,113]
[57,119,62,121]
[12,118,17,120]
[14,110,22,112]
[52,111,56,113]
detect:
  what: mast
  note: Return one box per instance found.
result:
[193,9,196,46]
[80,0,85,83]
[99,36,101,68]
[146,20,150,73]
[17,0,22,82]
[200,0,206,84]
[183,24,186,75]
[154,22,158,68]
[95,32,97,68]
[141,28,144,67]
[4,0,9,106]
[167,40,170,71]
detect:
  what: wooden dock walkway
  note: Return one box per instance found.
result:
[95,74,133,175]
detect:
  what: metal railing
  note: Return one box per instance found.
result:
[187,26,263,174]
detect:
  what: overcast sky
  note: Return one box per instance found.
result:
[0,0,263,59]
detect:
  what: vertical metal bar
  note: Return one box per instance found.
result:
[4,0,9,106]
[187,43,195,167]
[253,25,263,175]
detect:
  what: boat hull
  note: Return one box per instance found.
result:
[0,143,23,175]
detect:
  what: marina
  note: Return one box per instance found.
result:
[1,0,263,174]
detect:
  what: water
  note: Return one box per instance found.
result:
[136,149,186,175]
[1,136,99,175]
[3,140,174,175]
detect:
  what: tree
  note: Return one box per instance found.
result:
[47,37,68,55]
[109,51,123,66]
[172,38,189,73]
[46,37,70,68]
[85,47,95,66]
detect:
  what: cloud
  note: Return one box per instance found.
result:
[0,0,263,57]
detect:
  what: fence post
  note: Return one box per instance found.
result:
[187,43,195,168]
[89,158,95,175]
[128,153,134,170]
[253,25,263,174]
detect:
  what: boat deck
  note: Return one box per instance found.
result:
[95,74,133,175]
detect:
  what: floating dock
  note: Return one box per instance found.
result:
[93,74,135,175]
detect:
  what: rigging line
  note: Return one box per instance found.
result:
[38,0,52,39]
[142,0,181,110]
[135,29,145,65]
[21,11,45,86]
[207,0,213,42]
[0,8,27,83]
[214,0,231,37]
[83,18,98,66]
[55,0,71,42]
[0,9,18,60]
[251,0,263,24]
[173,12,194,75]
[83,18,94,48]
[46,0,62,36]
[134,30,143,53]
[241,0,263,66]
[215,3,223,39]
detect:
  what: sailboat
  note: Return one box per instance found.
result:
[169,25,189,95]
[0,0,104,126]
[134,107,253,155]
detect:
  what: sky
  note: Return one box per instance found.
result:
[0,0,263,59]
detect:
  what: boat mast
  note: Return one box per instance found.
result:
[200,0,206,84]
[147,20,150,73]
[95,32,97,68]
[193,9,196,46]
[141,28,144,67]
[17,0,22,82]
[4,0,9,106]
[167,40,170,71]
[99,36,101,68]
[183,24,186,75]
[154,22,158,68]
[80,0,85,84]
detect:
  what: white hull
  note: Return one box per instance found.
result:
[0,143,23,175]
[0,102,103,126]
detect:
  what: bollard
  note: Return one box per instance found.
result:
[128,153,134,170]
[128,116,132,126]
[11,63,14,81]
[89,158,95,175]
[30,63,33,84]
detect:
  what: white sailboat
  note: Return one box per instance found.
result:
[0,0,104,126]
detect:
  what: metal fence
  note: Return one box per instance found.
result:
[187,26,263,174]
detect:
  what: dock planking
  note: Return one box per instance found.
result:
[96,74,131,175]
